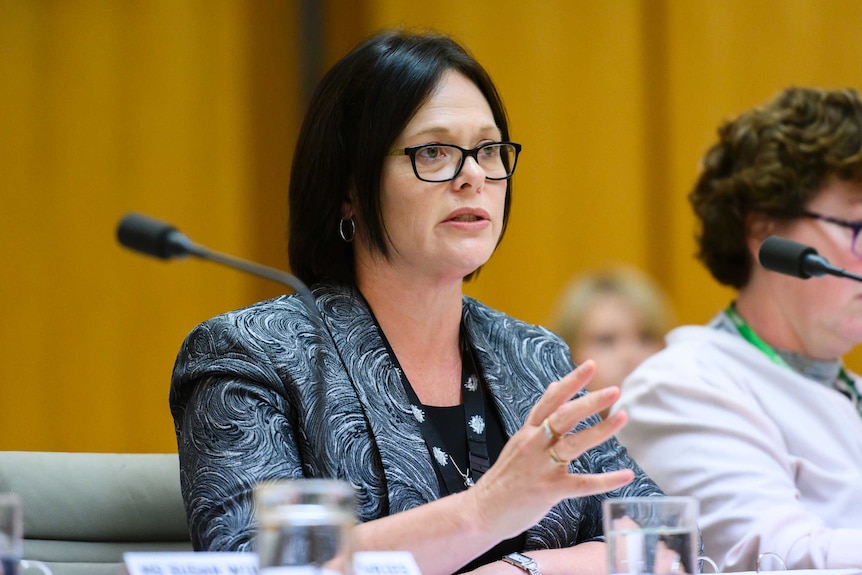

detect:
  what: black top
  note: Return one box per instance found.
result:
[424,400,526,572]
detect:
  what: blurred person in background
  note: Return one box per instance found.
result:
[614,87,862,571]
[550,265,673,419]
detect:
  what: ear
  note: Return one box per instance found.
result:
[744,212,775,258]
[340,183,358,220]
[340,200,354,220]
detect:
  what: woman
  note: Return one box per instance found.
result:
[551,266,673,418]
[170,30,661,575]
[614,87,862,571]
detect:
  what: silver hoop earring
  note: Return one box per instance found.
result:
[339,218,355,243]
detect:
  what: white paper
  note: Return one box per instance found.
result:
[123,551,258,575]
[352,551,423,575]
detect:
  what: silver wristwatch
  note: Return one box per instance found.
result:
[502,552,540,575]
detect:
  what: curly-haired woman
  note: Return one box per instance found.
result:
[614,87,862,572]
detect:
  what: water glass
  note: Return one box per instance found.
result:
[0,493,51,575]
[603,496,699,575]
[254,479,356,575]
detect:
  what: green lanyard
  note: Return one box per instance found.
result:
[725,303,862,418]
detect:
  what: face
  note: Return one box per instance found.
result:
[572,293,663,396]
[354,70,508,286]
[758,179,862,357]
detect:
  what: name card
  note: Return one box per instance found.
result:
[352,551,422,575]
[124,551,422,575]
[124,552,258,575]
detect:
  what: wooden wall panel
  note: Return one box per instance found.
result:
[4,0,862,453]
[353,0,654,327]
[0,1,301,452]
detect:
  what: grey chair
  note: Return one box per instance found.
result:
[0,451,192,575]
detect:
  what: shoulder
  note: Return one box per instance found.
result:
[178,295,307,362]
[178,282,355,360]
[462,296,574,377]
[171,283,357,394]
[617,323,791,417]
[463,296,564,344]
[463,297,567,350]
[168,295,305,404]
[633,324,773,383]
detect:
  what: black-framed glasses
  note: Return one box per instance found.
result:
[802,210,862,257]
[388,142,522,183]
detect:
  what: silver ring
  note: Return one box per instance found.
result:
[541,417,562,441]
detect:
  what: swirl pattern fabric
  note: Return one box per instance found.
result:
[169,282,662,553]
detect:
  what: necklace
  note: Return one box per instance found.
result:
[374,313,490,496]
[449,456,474,488]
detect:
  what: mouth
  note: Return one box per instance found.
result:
[445,208,490,223]
[448,214,484,222]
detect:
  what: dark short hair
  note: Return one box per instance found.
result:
[288,30,513,285]
[689,87,862,288]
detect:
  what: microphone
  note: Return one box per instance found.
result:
[117,212,334,476]
[758,235,862,282]
[116,212,318,316]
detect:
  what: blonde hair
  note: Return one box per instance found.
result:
[550,265,674,349]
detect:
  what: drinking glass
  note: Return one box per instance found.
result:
[0,494,51,575]
[603,496,699,575]
[254,479,356,575]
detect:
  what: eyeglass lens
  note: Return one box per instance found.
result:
[803,211,862,258]
[852,228,862,257]
[413,144,517,182]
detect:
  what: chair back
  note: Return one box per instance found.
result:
[0,451,192,575]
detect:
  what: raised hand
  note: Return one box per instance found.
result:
[464,360,635,540]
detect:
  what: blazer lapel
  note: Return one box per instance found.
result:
[462,297,583,548]
[316,284,439,512]
[462,299,534,438]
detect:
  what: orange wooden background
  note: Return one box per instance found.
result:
[3,0,861,453]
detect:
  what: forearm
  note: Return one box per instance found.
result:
[351,489,502,575]
[466,542,608,575]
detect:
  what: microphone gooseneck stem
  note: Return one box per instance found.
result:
[188,243,319,316]
[801,253,862,283]
[834,268,862,283]
[116,212,331,477]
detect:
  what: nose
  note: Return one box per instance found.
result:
[454,154,486,190]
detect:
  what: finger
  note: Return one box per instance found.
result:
[552,410,628,462]
[562,468,635,498]
[611,515,641,531]
[654,540,685,574]
[525,360,596,427]
[551,385,621,436]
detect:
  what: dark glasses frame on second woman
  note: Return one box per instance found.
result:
[388,142,522,183]
[802,210,862,257]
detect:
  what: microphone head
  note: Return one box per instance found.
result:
[758,235,819,279]
[116,213,193,259]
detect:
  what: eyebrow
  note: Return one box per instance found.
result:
[405,125,502,140]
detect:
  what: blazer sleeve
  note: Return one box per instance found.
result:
[169,302,312,551]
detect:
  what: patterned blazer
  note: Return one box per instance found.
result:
[170,282,662,552]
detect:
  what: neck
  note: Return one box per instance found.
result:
[735,278,844,361]
[356,262,465,405]
[735,285,813,353]
[358,271,464,345]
